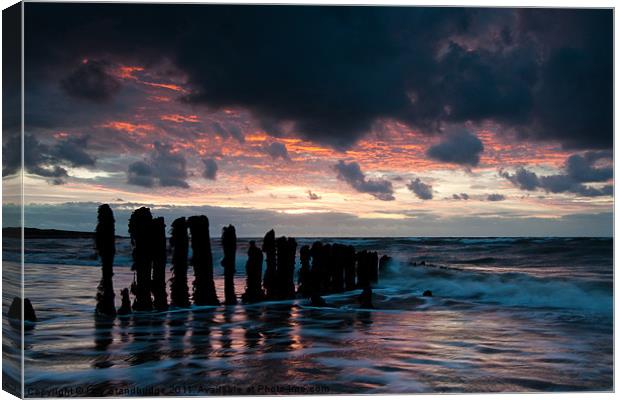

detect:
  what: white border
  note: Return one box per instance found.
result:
[0,1,616,400]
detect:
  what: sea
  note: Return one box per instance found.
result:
[2,236,613,395]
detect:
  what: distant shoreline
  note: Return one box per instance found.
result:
[2,227,126,239]
[1,227,612,240]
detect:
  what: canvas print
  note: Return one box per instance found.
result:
[2,2,613,397]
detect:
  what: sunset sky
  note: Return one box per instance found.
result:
[2,5,613,236]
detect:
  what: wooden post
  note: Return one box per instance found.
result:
[169,217,190,308]
[262,229,277,299]
[151,217,168,311]
[95,204,116,317]
[242,240,264,303]
[221,224,238,305]
[187,215,220,306]
[129,207,153,312]
[297,245,312,297]
[344,245,356,291]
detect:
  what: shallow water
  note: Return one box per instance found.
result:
[2,237,613,395]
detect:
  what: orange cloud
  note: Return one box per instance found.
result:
[99,121,156,134]
[113,64,186,93]
[142,81,185,92]
[148,95,171,102]
[116,65,144,80]
[160,114,200,123]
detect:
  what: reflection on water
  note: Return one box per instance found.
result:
[6,236,614,396]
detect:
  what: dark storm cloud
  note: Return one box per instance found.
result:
[127,161,155,187]
[126,142,189,188]
[52,136,96,167]
[263,142,290,160]
[407,178,433,200]
[564,151,612,182]
[3,4,21,135]
[487,193,506,201]
[202,158,218,180]
[2,134,22,177]
[60,60,121,102]
[2,134,96,184]
[151,142,189,188]
[426,129,484,166]
[519,10,613,149]
[307,190,321,200]
[334,160,395,201]
[500,151,613,197]
[24,5,613,151]
[501,166,540,191]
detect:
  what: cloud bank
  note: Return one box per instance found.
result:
[334,160,395,201]
[500,151,613,197]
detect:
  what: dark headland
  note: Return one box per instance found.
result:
[3,227,125,239]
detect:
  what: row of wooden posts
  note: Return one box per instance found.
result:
[95,204,389,318]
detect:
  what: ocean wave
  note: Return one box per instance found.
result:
[381,261,612,313]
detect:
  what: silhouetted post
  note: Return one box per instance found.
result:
[297,245,312,297]
[274,236,297,299]
[169,217,190,308]
[187,215,220,306]
[8,297,37,322]
[118,288,132,315]
[275,237,286,298]
[369,251,379,284]
[310,241,324,295]
[95,204,116,317]
[330,244,345,293]
[151,217,168,311]
[344,245,356,291]
[242,241,264,303]
[356,250,369,289]
[310,293,327,307]
[221,225,238,305]
[129,207,153,312]
[262,229,277,299]
[320,244,332,292]
[379,255,391,274]
[284,237,297,298]
[359,287,374,308]
[308,241,327,305]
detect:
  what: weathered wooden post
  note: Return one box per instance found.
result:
[262,229,277,299]
[359,287,374,308]
[129,207,153,311]
[275,236,296,299]
[169,217,190,308]
[356,250,369,290]
[221,224,238,305]
[242,240,264,303]
[8,297,37,323]
[308,241,327,306]
[330,244,345,293]
[320,244,332,293]
[117,288,132,315]
[187,215,220,306]
[344,245,357,291]
[95,204,116,317]
[151,217,168,311]
[297,245,312,297]
[284,237,297,298]
[379,255,391,274]
[310,241,324,295]
[369,251,379,284]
